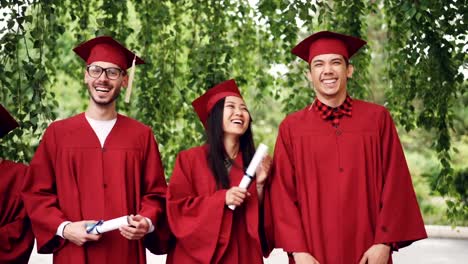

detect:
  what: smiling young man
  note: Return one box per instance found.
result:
[22,36,169,264]
[267,31,427,264]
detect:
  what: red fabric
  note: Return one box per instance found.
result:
[308,38,349,62]
[73,36,145,70]
[192,79,243,128]
[166,146,272,264]
[0,161,34,264]
[22,113,169,264]
[268,100,427,264]
[314,96,353,127]
[291,31,367,63]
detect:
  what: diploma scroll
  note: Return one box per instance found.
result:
[86,215,130,234]
[228,143,268,210]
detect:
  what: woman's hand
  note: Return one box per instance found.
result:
[225,187,250,206]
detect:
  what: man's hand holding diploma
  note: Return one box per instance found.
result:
[64,220,102,246]
[119,214,150,240]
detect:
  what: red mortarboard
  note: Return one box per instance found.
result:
[0,104,19,138]
[73,36,144,103]
[192,79,243,128]
[292,31,367,63]
[73,36,144,70]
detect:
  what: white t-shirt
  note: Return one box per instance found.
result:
[85,116,117,148]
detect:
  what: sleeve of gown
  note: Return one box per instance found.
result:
[21,124,67,253]
[166,151,229,263]
[373,109,427,248]
[138,129,171,254]
[0,211,35,263]
[268,121,309,253]
[0,166,34,263]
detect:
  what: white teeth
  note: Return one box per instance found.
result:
[95,87,110,92]
[322,79,336,84]
[231,119,243,124]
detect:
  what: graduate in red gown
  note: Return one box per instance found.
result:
[166,79,273,264]
[0,104,35,264]
[267,31,427,264]
[21,36,169,264]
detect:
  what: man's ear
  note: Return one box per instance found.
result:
[121,74,129,88]
[347,64,354,78]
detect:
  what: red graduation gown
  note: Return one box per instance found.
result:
[268,100,427,264]
[0,161,34,264]
[166,145,269,264]
[22,113,168,264]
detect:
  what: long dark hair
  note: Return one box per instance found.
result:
[206,98,255,189]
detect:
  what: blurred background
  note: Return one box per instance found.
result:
[0,0,466,263]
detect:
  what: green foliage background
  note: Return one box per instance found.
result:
[1,0,466,224]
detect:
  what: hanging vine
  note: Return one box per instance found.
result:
[0,0,466,222]
[384,0,467,223]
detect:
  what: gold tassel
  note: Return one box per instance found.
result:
[124,55,136,103]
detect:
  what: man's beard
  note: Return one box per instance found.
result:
[88,87,121,106]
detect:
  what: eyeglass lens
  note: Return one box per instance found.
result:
[87,65,122,80]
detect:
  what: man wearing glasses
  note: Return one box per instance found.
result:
[22,36,169,264]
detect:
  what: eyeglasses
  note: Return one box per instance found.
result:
[86,65,125,80]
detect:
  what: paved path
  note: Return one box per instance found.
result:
[28,247,287,264]
[392,238,468,264]
[29,238,468,263]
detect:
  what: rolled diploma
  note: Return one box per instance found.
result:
[88,215,129,234]
[228,143,268,210]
